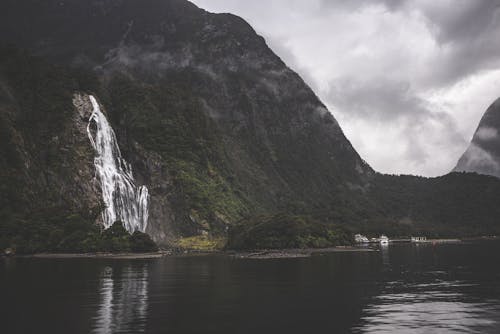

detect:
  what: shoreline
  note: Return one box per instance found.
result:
[4,246,375,260]
[386,238,462,244]
[27,251,170,259]
[228,246,377,259]
[4,238,499,260]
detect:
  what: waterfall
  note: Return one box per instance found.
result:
[86,95,149,233]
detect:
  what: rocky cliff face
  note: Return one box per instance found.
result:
[0,49,102,221]
[2,0,500,249]
[454,98,500,178]
[0,0,371,245]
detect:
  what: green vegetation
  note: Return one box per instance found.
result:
[0,46,96,212]
[130,230,160,253]
[364,172,500,237]
[176,235,226,251]
[0,210,158,254]
[3,45,500,253]
[99,221,159,253]
[105,74,254,230]
[227,214,353,250]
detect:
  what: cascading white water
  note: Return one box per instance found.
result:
[86,95,149,233]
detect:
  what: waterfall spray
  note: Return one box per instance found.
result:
[86,95,149,233]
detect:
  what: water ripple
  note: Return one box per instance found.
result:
[354,279,500,333]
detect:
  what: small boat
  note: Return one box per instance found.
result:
[411,236,427,243]
[354,234,369,243]
[379,235,389,245]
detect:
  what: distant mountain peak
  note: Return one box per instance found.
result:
[454,97,500,178]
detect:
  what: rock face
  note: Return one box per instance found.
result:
[0,0,371,245]
[0,51,103,222]
[454,98,500,178]
[2,0,500,248]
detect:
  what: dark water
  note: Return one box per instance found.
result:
[2,242,500,334]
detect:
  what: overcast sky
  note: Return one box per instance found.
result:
[191,0,500,177]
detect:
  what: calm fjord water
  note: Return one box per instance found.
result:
[2,242,500,333]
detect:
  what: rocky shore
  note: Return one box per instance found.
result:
[228,246,376,259]
[28,251,169,259]
[1,246,379,260]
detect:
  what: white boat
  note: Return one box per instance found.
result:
[411,236,427,243]
[354,234,369,243]
[379,235,389,245]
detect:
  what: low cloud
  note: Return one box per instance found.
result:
[476,127,498,141]
[455,143,500,177]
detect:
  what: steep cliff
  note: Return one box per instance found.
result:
[0,0,371,247]
[0,48,102,223]
[1,0,500,251]
[454,98,500,178]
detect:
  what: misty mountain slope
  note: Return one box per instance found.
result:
[0,0,372,247]
[454,98,500,178]
[1,0,500,252]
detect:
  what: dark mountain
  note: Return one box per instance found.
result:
[0,0,371,248]
[1,0,499,251]
[454,98,500,178]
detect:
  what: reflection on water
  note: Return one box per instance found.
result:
[2,242,500,334]
[380,244,390,266]
[355,280,500,333]
[354,244,500,333]
[94,267,113,333]
[93,264,149,334]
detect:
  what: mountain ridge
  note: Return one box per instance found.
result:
[0,0,372,247]
[1,0,500,252]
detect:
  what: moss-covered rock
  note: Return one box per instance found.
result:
[176,235,226,251]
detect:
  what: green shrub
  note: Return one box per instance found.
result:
[130,231,159,252]
[0,215,159,254]
[227,213,353,250]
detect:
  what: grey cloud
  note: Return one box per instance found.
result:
[327,78,421,122]
[317,0,500,87]
[420,2,500,87]
[325,76,466,171]
[326,76,461,131]
[397,1,500,87]
[316,0,500,42]
[419,1,500,44]
[316,0,407,12]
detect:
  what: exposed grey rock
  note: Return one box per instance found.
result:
[454,98,500,178]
